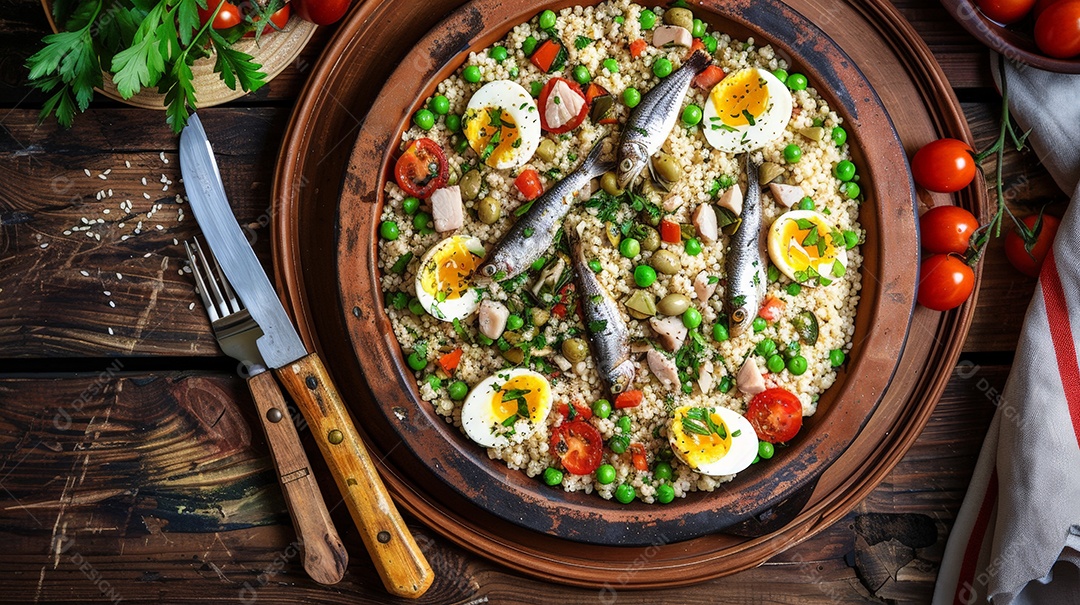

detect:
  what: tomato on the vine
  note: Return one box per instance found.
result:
[1034,0,1068,17]
[394,138,448,199]
[198,0,243,29]
[245,3,291,37]
[550,420,603,475]
[917,254,975,311]
[745,388,803,444]
[1005,214,1061,277]
[975,0,1037,23]
[293,0,351,25]
[1035,0,1080,59]
[910,139,977,193]
[920,206,980,255]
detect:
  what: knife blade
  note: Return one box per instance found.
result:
[179,113,433,599]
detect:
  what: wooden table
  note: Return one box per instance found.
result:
[0,1,1065,602]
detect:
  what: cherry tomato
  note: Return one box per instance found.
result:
[917,254,975,311]
[1005,214,1061,277]
[1034,0,1068,18]
[975,0,1037,23]
[746,388,803,444]
[629,443,649,472]
[910,139,977,193]
[537,77,589,134]
[198,0,243,29]
[514,169,544,200]
[556,401,593,421]
[659,220,681,244]
[614,389,644,409]
[1035,0,1080,59]
[550,420,603,475]
[394,138,448,199]
[757,296,785,321]
[293,0,351,25]
[919,206,979,255]
[245,3,291,37]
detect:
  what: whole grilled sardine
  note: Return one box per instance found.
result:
[615,50,711,189]
[565,221,635,395]
[476,137,612,281]
[723,155,765,338]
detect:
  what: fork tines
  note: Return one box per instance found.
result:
[185,239,244,322]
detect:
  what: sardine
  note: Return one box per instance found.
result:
[723,155,765,338]
[476,137,611,281]
[615,50,711,189]
[565,221,635,394]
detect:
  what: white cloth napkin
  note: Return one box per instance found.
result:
[933,58,1080,605]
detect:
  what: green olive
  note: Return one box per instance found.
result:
[650,250,681,275]
[459,169,482,201]
[639,226,661,252]
[663,7,694,31]
[624,290,657,319]
[503,348,525,364]
[562,338,589,363]
[535,139,557,163]
[530,307,550,328]
[477,196,501,224]
[604,221,621,248]
[651,153,683,185]
[601,172,624,196]
[759,161,784,184]
[657,293,691,316]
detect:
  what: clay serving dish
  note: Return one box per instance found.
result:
[940,0,1080,74]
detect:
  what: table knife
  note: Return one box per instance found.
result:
[179,113,434,599]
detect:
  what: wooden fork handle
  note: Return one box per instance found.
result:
[247,371,349,585]
[274,353,434,599]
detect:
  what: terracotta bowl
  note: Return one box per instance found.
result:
[335,0,917,546]
[940,0,1080,74]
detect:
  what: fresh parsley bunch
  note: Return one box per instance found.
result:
[26,0,282,132]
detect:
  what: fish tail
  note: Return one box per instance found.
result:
[683,50,711,74]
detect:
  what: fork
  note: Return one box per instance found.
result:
[186,239,348,585]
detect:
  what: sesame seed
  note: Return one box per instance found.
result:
[160,151,168,163]
[172,238,178,245]
[103,291,110,296]
[141,177,147,186]
[156,225,164,231]
[144,252,152,258]
[108,301,116,308]
[188,302,196,311]
[103,209,111,214]
[121,235,130,241]
[98,174,107,180]
[163,185,168,191]
[40,243,48,249]
[103,169,111,175]
[84,168,92,177]
[125,160,131,168]
[143,192,151,199]
[108,327,114,335]
[80,270,90,277]
[107,189,113,196]
[63,230,72,235]
[116,273,123,280]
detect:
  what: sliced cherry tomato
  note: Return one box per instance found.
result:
[746,388,803,444]
[920,206,979,255]
[514,169,544,200]
[629,38,648,58]
[692,65,725,91]
[293,0,350,25]
[1035,0,1080,59]
[437,348,463,374]
[975,0,1037,23]
[198,0,243,29]
[757,296,784,321]
[910,138,977,193]
[629,443,649,472]
[660,220,681,244]
[614,389,644,409]
[917,253,975,311]
[244,3,291,36]
[1005,213,1061,277]
[530,38,567,73]
[550,420,603,475]
[556,401,594,421]
[394,138,448,199]
[537,77,589,134]
[685,38,706,59]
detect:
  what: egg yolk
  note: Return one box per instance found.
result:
[776,218,837,272]
[491,375,549,423]
[464,106,522,167]
[675,408,733,469]
[420,238,481,301]
[711,68,770,127]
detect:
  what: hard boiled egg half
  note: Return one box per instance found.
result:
[461,368,553,448]
[463,80,541,170]
[702,68,792,153]
[669,406,759,477]
[415,235,485,321]
[767,210,849,286]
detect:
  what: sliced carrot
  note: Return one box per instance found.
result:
[629,38,647,58]
[614,389,644,409]
[692,65,725,91]
[584,82,609,104]
[438,347,463,373]
[660,220,682,244]
[629,443,649,471]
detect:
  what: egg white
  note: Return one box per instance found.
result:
[461,368,552,448]
[702,68,792,153]
[766,210,849,286]
[669,406,759,477]
[414,235,485,322]
[463,80,541,169]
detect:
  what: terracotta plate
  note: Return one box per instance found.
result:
[334,0,915,546]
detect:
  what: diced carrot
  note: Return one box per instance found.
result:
[584,82,609,104]
[660,220,682,244]
[530,39,564,73]
[438,347,463,373]
[629,443,649,471]
[758,295,785,321]
[614,389,644,409]
[685,38,706,59]
[692,65,725,91]
[515,169,544,200]
[629,38,647,58]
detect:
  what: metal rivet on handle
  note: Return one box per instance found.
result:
[305,376,318,390]
[377,531,391,544]
[266,408,283,423]
[328,429,344,445]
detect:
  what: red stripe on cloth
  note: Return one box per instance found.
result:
[1040,248,1080,447]
[954,469,999,605]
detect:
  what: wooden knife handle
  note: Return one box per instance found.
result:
[274,353,434,599]
[247,371,349,585]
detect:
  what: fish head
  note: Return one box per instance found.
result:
[728,306,754,338]
[606,360,637,395]
[616,141,649,190]
[474,259,510,285]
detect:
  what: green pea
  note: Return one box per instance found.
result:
[445,114,461,133]
[798,196,815,210]
[379,220,399,240]
[786,282,802,297]
[623,87,641,108]
[841,182,861,199]
[684,237,702,256]
[691,18,706,38]
[544,467,564,486]
[833,160,855,181]
[588,259,603,273]
[615,483,635,504]
[681,104,703,126]
[758,441,775,460]
[634,265,657,287]
[614,15,625,24]
[609,435,628,454]
[592,399,612,419]
[843,230,859,249]
[509,66,519,79]
[639,9,656,29]
[539,8,557,29]
[603,58,619,73]
[413,212,432,230]
[756,338,776,357]
[506,314,524,331]
[619,237,640,259]
[786,73,808,91]
[402,196,420,215]
[572,65,591,85]
[463,65,481,83]
[408,297,424,315]
[785,340,802,360]
[712,323,729,342]
[702,35,717,54]
[449,380,468,400]
[682,308,702,329]
[829,349,846,367]
[656,483,675,504]
[831,126,848,146]
[427,375,442,390]
[787,355,808,375]
[652,57,673,78]
[596,464,616,485]
[653,461,673,481]
[489,45,508,62]
[772,68,788,83]
[767,264,780,283]
[406,351,426,371]
[783,144,802,163]
[617,415,632,433]
[766,354,785,373]
[530,257,547,271]
[428,95,450,115]
[413,109,435,131]
[522,35,538,56]
[752,317,767,333]
[389,291,408,310]
[530,80,543,98]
